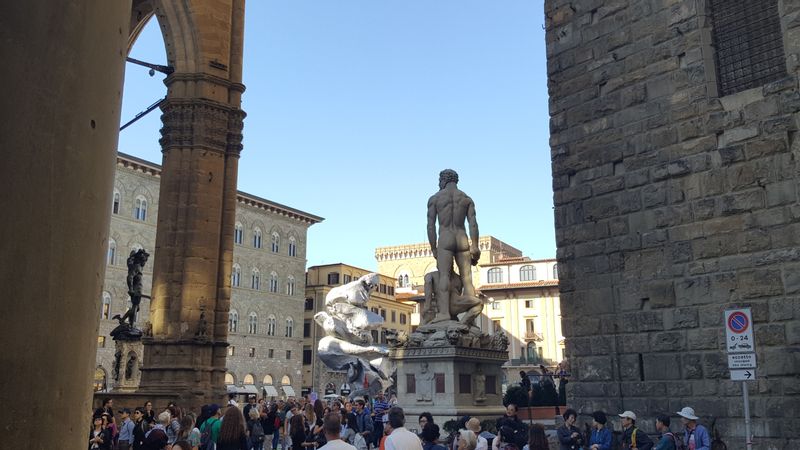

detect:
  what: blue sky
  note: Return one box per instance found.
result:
[120,1,554,271]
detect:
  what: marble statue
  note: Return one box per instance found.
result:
[314,273,391,397]
[415,362,434,402]
[426,169,481,323]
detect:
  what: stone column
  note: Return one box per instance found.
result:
[0,2,130,449]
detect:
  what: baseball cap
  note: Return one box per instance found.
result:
[618,411,637,421]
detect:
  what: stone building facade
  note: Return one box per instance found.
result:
[96,153,322,399]
[303,264,414,395]
[546,0,800,447]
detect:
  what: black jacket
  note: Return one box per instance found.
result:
[621,426,654,450]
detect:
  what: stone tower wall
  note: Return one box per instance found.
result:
[545,1,800,448]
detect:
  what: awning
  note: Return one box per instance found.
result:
[282,385,296,397]
[263,385,279,397]
[226,384,259,395]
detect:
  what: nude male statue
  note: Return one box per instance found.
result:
[427,169,481,323]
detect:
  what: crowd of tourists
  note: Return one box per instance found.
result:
[89,391,711,450]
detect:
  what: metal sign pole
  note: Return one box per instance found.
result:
[742,381,752,450]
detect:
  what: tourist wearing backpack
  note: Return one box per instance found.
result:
[619,411,653,450]
[676,407,710,450]
[248,407,267,450]
[654,415,683,450]
[200,404,223,450]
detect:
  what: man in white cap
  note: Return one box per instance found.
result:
[676,407,710,450]
[619,411,653,450]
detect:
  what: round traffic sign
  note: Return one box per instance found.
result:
[728,311,749,334]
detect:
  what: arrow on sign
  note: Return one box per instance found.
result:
[744,370,752,379]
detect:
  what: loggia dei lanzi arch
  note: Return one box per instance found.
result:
[1,1,246,448]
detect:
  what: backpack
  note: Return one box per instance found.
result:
[665,432,687,450]
[142,428,167,450]
[200,418,218,450]
[250,419,265,442]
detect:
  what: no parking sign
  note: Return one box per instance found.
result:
[725,308,755,353]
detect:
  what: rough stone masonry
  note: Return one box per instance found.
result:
[544,1,800,448]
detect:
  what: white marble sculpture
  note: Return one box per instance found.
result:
[314,273,392,397]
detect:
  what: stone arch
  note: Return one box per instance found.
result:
[128,0,202,74]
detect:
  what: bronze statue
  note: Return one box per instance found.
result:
[425,169,483,324]
[113,248,150,328]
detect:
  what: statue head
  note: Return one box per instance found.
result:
[359,273,379,291]
[439,169,459,190]
[446,327,461,345]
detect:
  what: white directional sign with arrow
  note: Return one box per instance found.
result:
[730,369,755,381]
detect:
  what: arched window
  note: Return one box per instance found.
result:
[553,264,558,279]
[112,190,121,215]
[134,196,147,221]
[397,272,410,288]
[93,367,107,392]
[107,239,117,266]
[100,292,111,319]
[244,374,255,385]
[269,272,278,293]
[281,375,291,386]
[520,265,536,282]
[288,236,297,257]
[253,227,262,249]
[231,264,241,287]
[271,232,280,253]
[285,317,294,337]
[286,276,295,296]
[251,268,260,290]
[225,373,235,385]
[487,268,503,284]
[248,312,258,334]
[234,222,243,245]
[263,374,273,385]
[267,315,276,336]
[229,309,239,333]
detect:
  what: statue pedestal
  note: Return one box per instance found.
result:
[390,345,507,425]
[111,338,143,393]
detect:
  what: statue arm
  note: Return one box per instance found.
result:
[467,199,480,263]
[427,196,438,258]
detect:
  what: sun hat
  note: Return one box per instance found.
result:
[618,411,637,421]
[676,406,699,420]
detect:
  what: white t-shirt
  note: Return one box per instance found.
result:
[319,439,358,450]
[384,427,423,450]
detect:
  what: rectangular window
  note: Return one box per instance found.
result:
[268,349,274,359]
[97,336,105,348]
[391,311,396,323]
[406,374,416,394]
[526,319,535,333]
[228,346,235,356]
[710,0,786,96]
[434,373,445,394]
[459,374,472,394]
[305,298,314,311]
[286,350,291,360]
[343,274,352,283]
[399,314,407,325]
[525,299,534,309]
[388,286,394,296]
[303,320,311,338]
[380,309,386,320]
[491,301,501,310]
[380,284,387,294]
[486,375,497,395]
[493,320,502,334]
[249,347,256,357]
[303,347,312,365]
[327,273,340,285]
